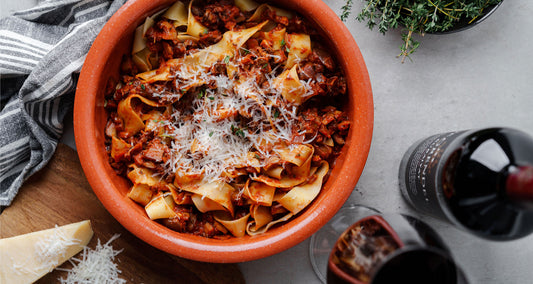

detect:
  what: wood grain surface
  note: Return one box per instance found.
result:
[0,144,245,284]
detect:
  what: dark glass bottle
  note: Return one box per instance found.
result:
[399,127,533,240]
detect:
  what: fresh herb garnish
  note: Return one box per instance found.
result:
[340,0,354,22]
[273,109,280,119]
[231,125,246,138]
[197,89,205,99]
[141,84,146,90]
[224,55,231,64]
[343,0,503,62]
[280,39,286,46]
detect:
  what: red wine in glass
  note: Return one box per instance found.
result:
[309,205,467,284]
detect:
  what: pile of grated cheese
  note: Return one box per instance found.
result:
[58,234,126,284]
[157,49,315,183]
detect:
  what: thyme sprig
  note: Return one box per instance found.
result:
[340,0,354,21]
[341,0,503,62]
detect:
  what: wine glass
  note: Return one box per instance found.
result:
[309,204,468,284]
[309,204,379,283]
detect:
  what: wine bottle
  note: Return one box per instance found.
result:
[399,127,533,240]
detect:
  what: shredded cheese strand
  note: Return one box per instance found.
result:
[58,234,125,284]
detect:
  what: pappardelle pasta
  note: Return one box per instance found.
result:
[104,0,350,239]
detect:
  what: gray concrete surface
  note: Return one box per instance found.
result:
[2,0,532,283]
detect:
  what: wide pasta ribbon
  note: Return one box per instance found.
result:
[127,164,166,187]
[186,0,209,37]
[137,21,268,84]
[163,1,188,27]
[252,144,314,188]
[272,65,307,105]
[215,212,251,238]
[117,94,163,136]
[278,161,329,214]
[244,180,276,206]
[285,33,311,69]
[246,212,294,236]
[177,181,236,216]
[191,194,226,212]
[145,193,178,219]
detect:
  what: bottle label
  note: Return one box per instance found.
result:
[400,131,465,219]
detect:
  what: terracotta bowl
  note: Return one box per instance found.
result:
[74,0,373,263]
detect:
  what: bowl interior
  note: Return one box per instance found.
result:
[74,0,373,263]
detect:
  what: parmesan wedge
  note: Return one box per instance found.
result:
[0,220,94,284]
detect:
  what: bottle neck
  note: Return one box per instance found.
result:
[506,165,533,202]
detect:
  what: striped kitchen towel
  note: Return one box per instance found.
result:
[0,0,126,206]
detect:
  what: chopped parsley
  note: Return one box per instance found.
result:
[197,89,205,99]
[273,109,280,119]
[231,125,246,138]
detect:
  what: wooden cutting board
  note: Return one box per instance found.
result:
[0,144,245,284]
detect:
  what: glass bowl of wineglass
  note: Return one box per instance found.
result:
[309,204,468,284]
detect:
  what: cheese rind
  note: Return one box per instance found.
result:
[0,220,93,284]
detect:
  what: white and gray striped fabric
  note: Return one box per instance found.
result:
[0,0,126,206]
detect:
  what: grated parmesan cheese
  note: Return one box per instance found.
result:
[162,77,308,181]
[138,33,318,184]
[58,234,125,284]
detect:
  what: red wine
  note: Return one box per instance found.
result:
[399,128,533,240]
[327,214,466,284]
